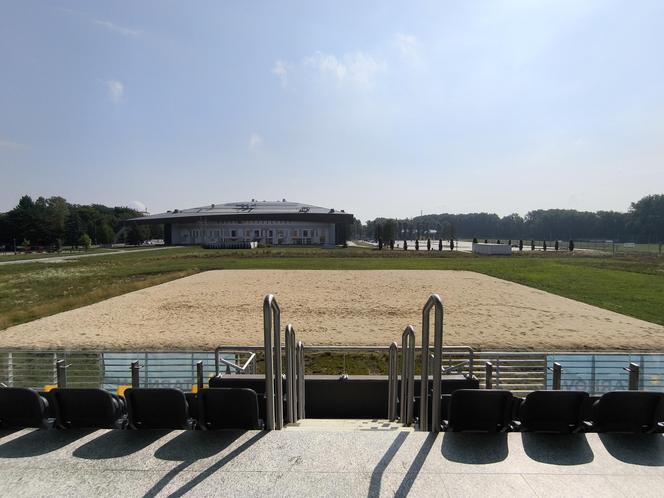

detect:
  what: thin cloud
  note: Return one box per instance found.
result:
[59,8,142,37]
[303,51,384,88]
[106,80,124,103]
[93,19,142,37]
[394,33,422,65]
[272,61,289,87]
[249,132,263,150]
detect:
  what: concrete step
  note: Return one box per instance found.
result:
[284,418,415,432]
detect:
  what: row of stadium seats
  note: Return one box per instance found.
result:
[0,387,261,430]
[2,386,663,433]
[441,390,664,433]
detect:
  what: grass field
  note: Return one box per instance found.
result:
[1,245,662,333]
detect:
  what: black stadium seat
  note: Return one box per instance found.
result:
[591,391,664,433]
[442,389,513,432]
[0,387,54,429]
[198,388,261,430]
[124,388,193,430]
[51,388,127,429]
[517,390,589,433]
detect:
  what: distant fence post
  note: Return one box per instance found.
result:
[552,362,562,390]
[485,361,493,389]
[196,361,204,391]
[56,359,68,388]
[626,362,640,390]
[131,361,141,388]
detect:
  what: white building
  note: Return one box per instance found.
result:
[128,200,353,247]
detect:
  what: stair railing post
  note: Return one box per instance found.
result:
[263,294,283,430]
[400,325,415,426]
[285,324,297,424]
[388,342,398,421]
[297,341,305,420]
[420,294,444,433]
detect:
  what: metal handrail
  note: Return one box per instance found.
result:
[216,353,256,374]
[214,347,256,374]
[296,341,305,419]
[263,294,283,430]
[387,342,398,421]
[442,361,468,375]
[420,294,443,433]
[285,324,298,424]
[400,325,416,426]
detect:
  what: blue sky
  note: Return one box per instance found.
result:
[1,0,663,221]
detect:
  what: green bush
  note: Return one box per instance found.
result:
[79,233,92,250]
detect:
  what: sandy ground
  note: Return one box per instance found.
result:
[1,270,662,351]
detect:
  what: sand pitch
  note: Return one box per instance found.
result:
[1,270,662,351]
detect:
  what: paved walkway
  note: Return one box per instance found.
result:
[1,426,663,497]
[0,246,181,266]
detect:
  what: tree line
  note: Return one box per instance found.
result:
[357,194,664,243]
[0,195,162,250]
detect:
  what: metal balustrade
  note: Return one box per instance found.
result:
[3,348,661,397]
[214,347,256,375]
[545,352,664,394]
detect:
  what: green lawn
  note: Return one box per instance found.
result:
[1,246,662,331]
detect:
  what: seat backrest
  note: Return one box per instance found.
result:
[199,388,261,430]
[52,388,126,429]
[447,389,513,432]
[519,390,589,432]
[0,387,50,428]
[125,388,189,429]
[593,391,664,433]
